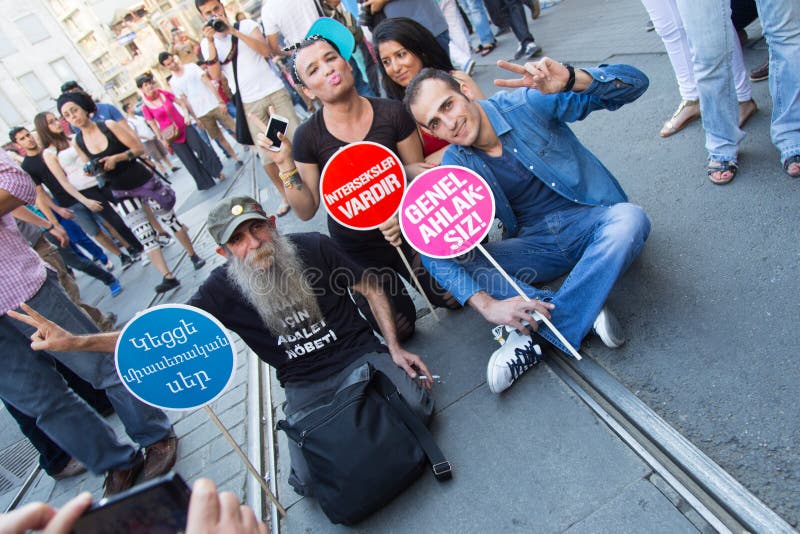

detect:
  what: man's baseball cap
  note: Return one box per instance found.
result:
[307,18,355,61]
[207,196,270,244]
[60,80,80,92]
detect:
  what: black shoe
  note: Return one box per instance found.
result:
[190,255,206,270]
[525,41,542,58]
[513,42,526,60]
[155,276,180,294]
[645,19,655,32]
[170,166,180,172]
[120,254,134,270]
[127,248,143,262]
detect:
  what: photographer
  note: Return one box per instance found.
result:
[57,91,206,294]
[197,0,300,217]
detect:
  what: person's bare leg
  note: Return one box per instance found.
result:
[264,161,290,215]
[216,135,241,162]
[143,204,168,235]
[147,247,174,278]
[100,220,131,249]
[173,225,197,257]
[94,232,123,257]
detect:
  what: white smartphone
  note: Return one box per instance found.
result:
[265,114,289,151]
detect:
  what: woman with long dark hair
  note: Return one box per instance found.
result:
[35,111,141,270]
[373,17,484,164]
[57,91,206,293]
[137,74,223,191]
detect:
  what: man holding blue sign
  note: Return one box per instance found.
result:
[15,195,437,499]
[404,59,651,393]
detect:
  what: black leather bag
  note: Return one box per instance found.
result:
[277,363,451,525]
[230,30,254,146]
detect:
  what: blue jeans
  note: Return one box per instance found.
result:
[60,216,107,263]
[457,0,495,46]
[427,203,650,353]
[674,0,743,162]
[753,0,800,163]
[0,271,172,474]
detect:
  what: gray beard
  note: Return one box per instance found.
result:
[226,234,323,336]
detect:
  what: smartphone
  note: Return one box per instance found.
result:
[71,472,191,534]
[265,114,289,151]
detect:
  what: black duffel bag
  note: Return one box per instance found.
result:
[277,363,451,525]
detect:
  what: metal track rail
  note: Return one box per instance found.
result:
[548,349,795,534]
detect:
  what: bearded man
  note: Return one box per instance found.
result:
[11,195,437,498]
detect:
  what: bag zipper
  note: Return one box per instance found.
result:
[298,394,366,448]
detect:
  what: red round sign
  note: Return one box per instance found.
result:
[319,142,406,230]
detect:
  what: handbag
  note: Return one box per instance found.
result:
[230,28,255,146]
[277,363,452,525]
[112,175,176,211]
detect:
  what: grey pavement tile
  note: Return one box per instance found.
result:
[280,343,652,532]
[564,479,698,534]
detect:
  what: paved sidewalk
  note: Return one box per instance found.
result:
[1,0,796,530]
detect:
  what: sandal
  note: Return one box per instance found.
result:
[660,99,700,137]
[707,160,738,185]
[276,201,291,217]
[783,155,800,178]
[738,99,757,127]
[476,41,497,57]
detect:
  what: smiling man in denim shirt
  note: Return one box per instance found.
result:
[405,58,651,393]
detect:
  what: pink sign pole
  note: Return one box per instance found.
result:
[400,166,581,360]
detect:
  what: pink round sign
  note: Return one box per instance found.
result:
[399,166,495,259]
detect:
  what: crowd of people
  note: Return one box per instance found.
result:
[0,0,797,527]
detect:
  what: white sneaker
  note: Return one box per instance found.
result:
[486,325,543,394]
[592,306,625,348]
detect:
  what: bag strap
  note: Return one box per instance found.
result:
[136,156,171,184]
[373,369,452,482]
[230,25,241,94]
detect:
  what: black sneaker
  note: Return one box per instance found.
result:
[155,276,180,294]
[190,255,206,270]
[513,42,527,60]
[120,254,134,270]
[128,248,143,262]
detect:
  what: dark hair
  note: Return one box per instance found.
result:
[135,73,154,88]
[9,126,27,144]
[372,18,454,101]
[56,91,97,116]
[289,36,341,85]
[403,68,463,112]
[122,103,132,113]
[157,51,172,65]
[59,80,81,92]
[33,112,70,151]
[194,0,215,12]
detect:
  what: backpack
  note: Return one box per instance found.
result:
[277,363,452,524]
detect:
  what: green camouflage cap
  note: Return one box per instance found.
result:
[207,196,269,245]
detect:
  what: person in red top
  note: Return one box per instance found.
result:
[373,18,484,165]
[138,74,223,191]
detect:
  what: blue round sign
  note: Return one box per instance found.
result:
[115,304,236,410]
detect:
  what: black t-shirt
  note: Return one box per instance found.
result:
[76,122,151,191]
[292,97,417,256]
[187,232,386,386]
[21,154,75,207]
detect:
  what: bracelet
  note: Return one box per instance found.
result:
[279,167,302,190]
[563,65,576,92]
[126,149,134,161]
[42,223,54,232]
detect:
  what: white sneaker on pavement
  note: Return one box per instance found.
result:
[592,306,625,348]
[486,325,543,394]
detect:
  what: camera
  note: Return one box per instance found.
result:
[83,158,105,177]
[205,17,228,32]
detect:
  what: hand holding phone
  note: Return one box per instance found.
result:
[264,114,289,152]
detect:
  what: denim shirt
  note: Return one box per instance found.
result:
[422,63,649,305]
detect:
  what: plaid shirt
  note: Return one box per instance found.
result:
[0,149,46,314]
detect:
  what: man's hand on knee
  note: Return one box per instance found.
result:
[468,292,554,335]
